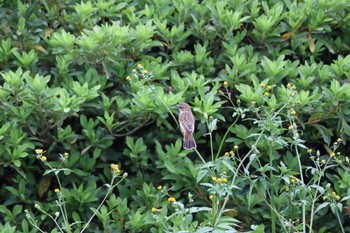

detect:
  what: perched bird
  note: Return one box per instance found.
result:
[178,103,196,149]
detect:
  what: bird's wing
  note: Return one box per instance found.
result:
[181,113,195,133]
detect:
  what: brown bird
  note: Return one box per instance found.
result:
[178,103,196,149]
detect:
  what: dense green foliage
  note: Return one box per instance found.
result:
[1,0,350,232]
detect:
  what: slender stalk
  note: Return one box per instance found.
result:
[35,206,64,233]
[215,114,240,160]
[145,79,179,126]
[335,209,345,233]
[213,128,266,227]
[269,143,276,233]
[194,148,207,164]
[55,176,70,231]
[205,117,215,161]
[214,102,290,228]
[294,141,304,184]
[80,174,126,233]
[309,159,330,232]
[292,120,306,232]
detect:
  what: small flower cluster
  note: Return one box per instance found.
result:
[224,150,234,157]
[212,176,228,183]
[323,191,341,201]
[260,83,273,97]
[151,185,178,213]
[35,148,47,162]
[125,63,150,82]
[224,145,239,158]
[36,149,70,162]
[110,163,121,174]
[329,138,344,162]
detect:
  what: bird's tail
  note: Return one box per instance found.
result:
[183,134,196,149]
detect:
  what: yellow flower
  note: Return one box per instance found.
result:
[288,125,293,130]
[212,176,217,181]
[337,138,342,143]
[126,76,131,81]
[264,92,269,97]
[209,195,214,200]
[267,85,272,90]
[223,177,228,183]
[152,207,161,212]
[41,156,47,161]
[287,83,292,88]
[35,149,43,154]
[223,81,228,86]
[330,152,335,157]
[321,159,326,165]
[110,163,121,174]
[157,185,162,190]
[229,151,234,156]
[307,149,312,153]
[224,152,229,156]
[335,195,341,201]
[260,83,265,87]
[234,145,238,150]
[290,178,296,184]
[168,197,176,203]
[290,108,297,115]
[137,64,143,68]
[63,152,69,157]
[332,191,336,196]
[54,188,60,193]
[217,178,223,183]
[143,70,148,74]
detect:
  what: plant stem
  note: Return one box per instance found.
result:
[205,117,215,161]
[215,114,240,160]
[194,148,207,165]
[80,174,125,233]
[55,171,70,232]
[145,79,179,126]
[335,209,345,233]
[269,142,276,233]
[292,121,306,232]
[213,128,266,227]
[213,102,289,228]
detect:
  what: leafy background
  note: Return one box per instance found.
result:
[0,0,350,232]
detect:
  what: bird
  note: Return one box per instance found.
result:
[178,103,196,149]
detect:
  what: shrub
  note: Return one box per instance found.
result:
[0,0,349,232]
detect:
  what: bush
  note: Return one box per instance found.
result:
[0,0,350,232]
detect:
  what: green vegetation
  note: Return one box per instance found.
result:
[0,0,350,232]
